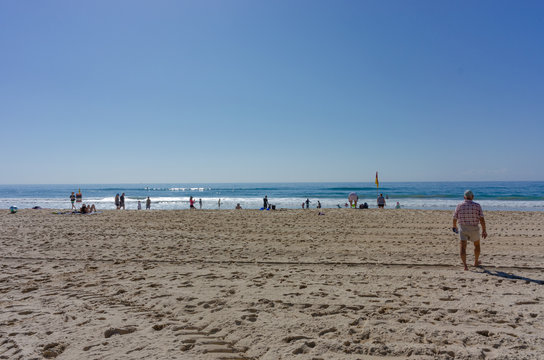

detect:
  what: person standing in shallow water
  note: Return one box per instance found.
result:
[70,192,76,209]
[120,193,125,210]
[453,190,487,271]
[377,193,386,208]
[146,197,151,210]
[263,195,268,209]
[115,194,120,210]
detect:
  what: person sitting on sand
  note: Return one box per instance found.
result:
[453,190,487,271]
[235,203,242,209]
[80,203,97,214]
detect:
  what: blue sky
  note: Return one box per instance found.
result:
[1,0,543,184]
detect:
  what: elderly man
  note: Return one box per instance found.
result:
[453,190,487,270]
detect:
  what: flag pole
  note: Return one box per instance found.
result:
[375,171,379,197]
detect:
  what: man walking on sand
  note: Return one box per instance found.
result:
[453,190,487,270]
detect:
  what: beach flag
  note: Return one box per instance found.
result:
[375,172,379,189]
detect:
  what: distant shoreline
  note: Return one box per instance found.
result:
[2,182,544,211]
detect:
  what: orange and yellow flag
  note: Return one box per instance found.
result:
[375,172,379,188]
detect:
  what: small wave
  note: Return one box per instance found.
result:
[98,187,133,192]
[496,196,544,201]
[326,187,379,191]
[393,194,458,199]
[168,187,207,192]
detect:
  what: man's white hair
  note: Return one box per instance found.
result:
[464,190,474,199]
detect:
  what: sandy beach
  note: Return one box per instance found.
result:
[1,208,543,359]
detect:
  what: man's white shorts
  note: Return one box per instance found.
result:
[459,225,480,242]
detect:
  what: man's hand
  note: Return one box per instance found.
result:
[480,217,487,239]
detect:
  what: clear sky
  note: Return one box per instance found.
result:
[1,0,543,184]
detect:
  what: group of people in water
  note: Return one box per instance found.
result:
[113,193,152,210]
[339,192,400,209]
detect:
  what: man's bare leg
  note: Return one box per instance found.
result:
[460,240,468,270]
[473,240,481,267]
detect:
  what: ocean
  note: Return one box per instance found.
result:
[1,182,543,211]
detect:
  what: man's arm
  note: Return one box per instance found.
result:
[480,217,487,239]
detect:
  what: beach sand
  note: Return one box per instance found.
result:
[1,208,543,359]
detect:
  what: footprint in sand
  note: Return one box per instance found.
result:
[41,342,67,358]
[104,326,137,338]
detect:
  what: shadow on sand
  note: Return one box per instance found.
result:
[480,267,544,285]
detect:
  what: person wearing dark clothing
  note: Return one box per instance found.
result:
[80,203,97,214]
[377,194,386,208]
[70,192,76,209]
